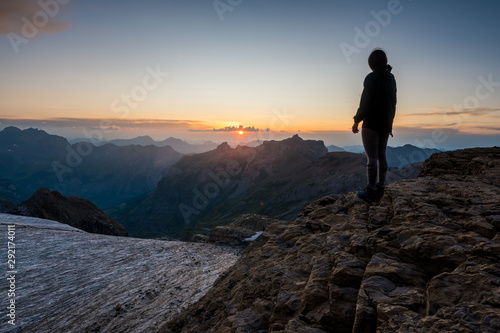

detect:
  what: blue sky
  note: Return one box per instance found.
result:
[1,0,499,149]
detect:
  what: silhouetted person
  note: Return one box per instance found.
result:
[352,49,397,202]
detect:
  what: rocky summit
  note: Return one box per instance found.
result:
[162,147,500,333]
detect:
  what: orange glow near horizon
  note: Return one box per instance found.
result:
[2,112,498,138]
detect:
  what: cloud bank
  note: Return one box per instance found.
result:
[0,116,203,131]
[409,107,500,117]
[0,0,70,35]
[189,125,270,133]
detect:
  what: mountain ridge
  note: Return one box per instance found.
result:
[0,126,182,208]
[111,135,421,239]
[110,135,330,238]
[1,126,444,239]
[70,134,219,154]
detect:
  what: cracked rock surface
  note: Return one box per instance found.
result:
[0,214,239,333]
[162,148,500,333]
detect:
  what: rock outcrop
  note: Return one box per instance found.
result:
[207,214,284,245]
[18,188,128,236]
[162,147,500,332]
[418,146,500,186]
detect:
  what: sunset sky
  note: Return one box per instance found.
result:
[1,0,499,149]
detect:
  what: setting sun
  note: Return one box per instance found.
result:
[238,131,244,135]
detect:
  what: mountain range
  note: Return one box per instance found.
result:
[110,135,422,239]
[1,126,441,239]
[0,126,182,209]
[74,134,440,167]
[330,144,441,168]
[71,135,219,154]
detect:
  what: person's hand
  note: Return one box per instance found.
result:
[389,131,393,137]
[352,122,359,134]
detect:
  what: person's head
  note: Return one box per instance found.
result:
[368,49,389,71]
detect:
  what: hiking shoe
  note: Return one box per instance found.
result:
[375,185,385,199]
[357,185,378,202]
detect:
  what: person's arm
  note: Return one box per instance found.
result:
[352,121,359,133]
[353,74,375,127]
[388,75,397,137]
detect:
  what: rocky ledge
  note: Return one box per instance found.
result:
[162,147,500,333]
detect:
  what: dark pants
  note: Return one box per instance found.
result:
[361,127,389,189]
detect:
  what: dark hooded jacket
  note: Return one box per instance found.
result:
[353,67,397,133]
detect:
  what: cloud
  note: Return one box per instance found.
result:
[0,116,203,131]
[408,107,500,117]
[191,125,269,133]
[470,126,500,132]
[390,126,461,136]
[0,0,70,35]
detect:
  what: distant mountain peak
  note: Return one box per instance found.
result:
[265,134,303,145]
[216,142,232,151]
[2,126,22,133]
[163,137,185,143]
[284,134,307,144]
[0,126,69,149]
